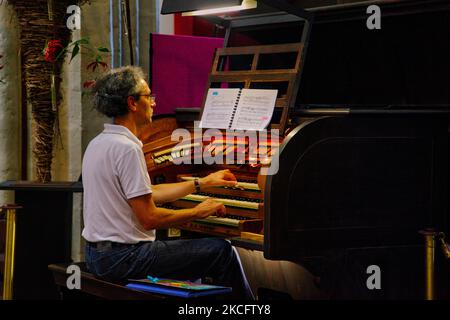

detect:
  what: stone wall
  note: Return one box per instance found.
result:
[0,3,21,204]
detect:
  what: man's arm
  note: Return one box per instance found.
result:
[151,181,196,204]
[128,193,226,230]
[151,169,238,204]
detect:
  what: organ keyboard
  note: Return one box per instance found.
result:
[196,216,242,228]
[179,193,261,211]
[152,142,201,165]
[158,198,263,237]
[145,135,277,170]
[143,127,276,238]
[170,175,265,236]
[180,176,261,191]
[151,166,264,237]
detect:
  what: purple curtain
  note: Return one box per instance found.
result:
[150,33,224,115]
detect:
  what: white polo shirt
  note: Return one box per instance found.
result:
[81,123,155,243]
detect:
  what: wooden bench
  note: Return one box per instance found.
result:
[48,262,167,300]
[48,262,232,300]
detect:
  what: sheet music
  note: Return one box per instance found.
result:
[199,89,241,129]
[231,89,278,131]
[199,88,277,130]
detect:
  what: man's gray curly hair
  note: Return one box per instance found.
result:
[92,66,146,118]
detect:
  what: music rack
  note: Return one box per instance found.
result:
[202,43,306,134]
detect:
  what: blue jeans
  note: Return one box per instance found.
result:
[85,237,254,299]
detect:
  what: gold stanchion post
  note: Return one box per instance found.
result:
[419,229,438,300]
[2,204,21,300]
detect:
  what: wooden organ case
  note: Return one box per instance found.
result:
[146,0,450,298]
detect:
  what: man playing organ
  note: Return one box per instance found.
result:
[81,66,254,300]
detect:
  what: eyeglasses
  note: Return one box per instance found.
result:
[132,94,156,103]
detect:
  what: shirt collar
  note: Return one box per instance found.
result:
[102,124,143,147]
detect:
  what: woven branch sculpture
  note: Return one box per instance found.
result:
[8,0,75,182]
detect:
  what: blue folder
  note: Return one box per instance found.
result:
[126,278,232,298]
[126,282,232,298]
